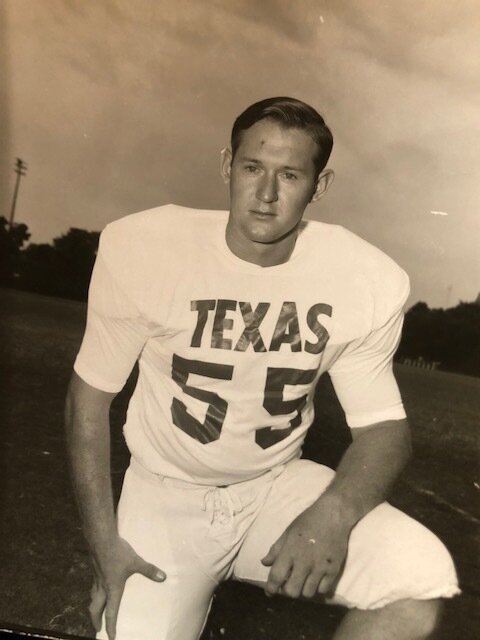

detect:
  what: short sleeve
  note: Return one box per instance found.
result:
[73,230,153,393]
[329,296,408,429]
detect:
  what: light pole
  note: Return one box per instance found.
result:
[8,157,28,231]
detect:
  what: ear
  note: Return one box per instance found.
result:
[311,169,335,202]
[220,147,232,184]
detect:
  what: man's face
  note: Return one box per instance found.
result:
[222,119,331,251]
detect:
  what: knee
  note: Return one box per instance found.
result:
[406,531,459,600]
[391,598,444,640]
[359,507,460,605]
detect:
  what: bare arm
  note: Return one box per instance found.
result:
[262,418,412,598]
[319,417,412,524]
[65,372,165,640]
[65,372,118,556]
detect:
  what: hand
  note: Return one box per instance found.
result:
[261,500,350,600]
[89,535,166,640]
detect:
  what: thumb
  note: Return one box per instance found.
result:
[136,558,167,582]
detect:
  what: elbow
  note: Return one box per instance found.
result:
[402,419,413,463]
[64,377,75,432]
[64,372,79,434]
[351,417,413,466]
[391,418,412,469]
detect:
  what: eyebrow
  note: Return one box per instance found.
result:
[240,157,261,164]
[239,157,305,172]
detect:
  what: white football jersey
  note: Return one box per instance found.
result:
[74,205,409,484]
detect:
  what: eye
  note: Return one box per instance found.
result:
[244,165,260,174]
[282,172,298,181]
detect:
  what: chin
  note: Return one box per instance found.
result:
[246,229,280,244]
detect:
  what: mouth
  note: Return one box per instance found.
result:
[249,209,276,218]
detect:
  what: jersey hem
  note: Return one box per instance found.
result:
[73,359,125,393]
[346,405,407,429]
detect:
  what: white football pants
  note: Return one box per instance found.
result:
[97,457,459,640]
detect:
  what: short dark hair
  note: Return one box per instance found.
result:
[231,97,333,176]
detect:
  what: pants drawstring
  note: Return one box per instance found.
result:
[201,485,244,530]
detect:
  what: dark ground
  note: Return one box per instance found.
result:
[0,288,479,639]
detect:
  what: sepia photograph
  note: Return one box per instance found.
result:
[1,2,479,639]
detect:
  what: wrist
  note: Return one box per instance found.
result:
[84,521,120,560]
[310,490,364,531]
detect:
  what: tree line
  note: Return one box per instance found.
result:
[396,300,479,378]
[1,216,479,377]
[1,216,99,302]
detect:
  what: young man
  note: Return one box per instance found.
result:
[65,97,459,640]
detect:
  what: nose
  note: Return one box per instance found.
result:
[256,172,278,203]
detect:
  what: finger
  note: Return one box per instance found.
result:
[280,564,310,600]
[261,538,283,566]
[317,572,336,596]
[89,583,107,632]
[302,571,324,599]
[265,557,293,596]
[105,584,126,640]
[136,558,167,582]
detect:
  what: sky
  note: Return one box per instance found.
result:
[1,0,479,308]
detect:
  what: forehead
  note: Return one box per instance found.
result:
[235,119,318,171]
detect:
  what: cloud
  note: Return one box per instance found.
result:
[329,0,480,92]
[214,0,318,46]
[3,0,479,307]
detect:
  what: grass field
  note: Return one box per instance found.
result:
[0,288,478,639]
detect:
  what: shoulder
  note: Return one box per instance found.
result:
[99,204,226,265]
[303,220,410,329]
[101,204,224,246]
[96,204,227,309]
